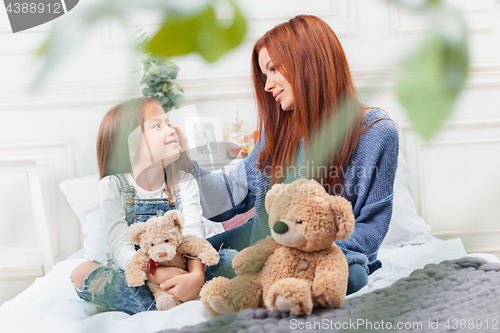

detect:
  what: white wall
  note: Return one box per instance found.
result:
[1,0,499,304]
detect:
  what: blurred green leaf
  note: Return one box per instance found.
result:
[147,0,247,62]
[35,32,54,57]
[306,101,356,173]
[148,65,160,75]
[162,82,171,92]
[395,1,468,140]
[396,27,468,140]
[442,33,468,94]
[31,0,247,90]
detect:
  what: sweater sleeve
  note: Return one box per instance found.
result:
[98,176,136,271]
[190,136,263,222]
[335,117,399,275]
[177,173,205,239]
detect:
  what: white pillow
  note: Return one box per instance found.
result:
[59,173,108,261]
[59,173,100,224]
[381,151,431,247]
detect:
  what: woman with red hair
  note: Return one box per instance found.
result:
[176,15,399,296]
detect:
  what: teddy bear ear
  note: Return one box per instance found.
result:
[329,196,355,240]
[165,210,185,230]
[265,183,287,213]
[127,222,147,244]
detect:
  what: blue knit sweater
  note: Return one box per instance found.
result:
[191,108,399,275]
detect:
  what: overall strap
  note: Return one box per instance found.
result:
[172,184,181,210]
[116,174,136,226]
[116,174,136,206]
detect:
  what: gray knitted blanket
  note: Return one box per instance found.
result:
[158,257,500,333]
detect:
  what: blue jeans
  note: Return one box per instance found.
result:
[74,249,238,315]
[347,263,368,295]
[74,260,157,314]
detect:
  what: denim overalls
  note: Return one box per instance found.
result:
[74,174,180,315]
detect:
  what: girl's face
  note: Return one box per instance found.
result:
[130,103,180,172]
[258,47,295,111]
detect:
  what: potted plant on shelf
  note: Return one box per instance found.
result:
[138,30,184,112]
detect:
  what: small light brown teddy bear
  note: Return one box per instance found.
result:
[125,210,219,311]
[200,179,355,316]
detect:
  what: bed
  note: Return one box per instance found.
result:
[1,154,499,333]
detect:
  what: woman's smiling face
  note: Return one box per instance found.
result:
[258,47,295,111]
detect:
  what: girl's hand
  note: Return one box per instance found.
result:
[159,271,205,302]
[147,266,188,285]
[169,122,189,153]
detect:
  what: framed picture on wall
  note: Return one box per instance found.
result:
[184,117,223,154]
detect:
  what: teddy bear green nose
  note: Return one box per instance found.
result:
[273,221,288,234]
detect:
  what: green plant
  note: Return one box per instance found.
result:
[140,49,184,112]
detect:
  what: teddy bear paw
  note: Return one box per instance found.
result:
[156,293,180,311]
[265,278,314,315]
[274,295,293,312]
[198,250,219,266]
[271,293,313,315]
[207,299,231,315]
[125,272,147,287]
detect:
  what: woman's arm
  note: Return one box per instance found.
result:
[171,122,264,222]
[189,133,265,222]
[335,117,399,275]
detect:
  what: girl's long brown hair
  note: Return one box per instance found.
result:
[96,97,192,189]
[251,15,382,193]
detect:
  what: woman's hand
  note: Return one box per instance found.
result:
[169,122,189,153]
[147,266,188,285]
[159,270,205,302]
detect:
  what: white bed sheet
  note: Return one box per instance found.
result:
[1,236,499,333]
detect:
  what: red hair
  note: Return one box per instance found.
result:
[251,15,382,193]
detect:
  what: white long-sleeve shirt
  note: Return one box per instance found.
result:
[98,171,204,271]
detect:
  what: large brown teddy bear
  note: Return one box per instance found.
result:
[125,210,219,311]
[200,179,355,315]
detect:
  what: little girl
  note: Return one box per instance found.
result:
[71,97,209,314]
